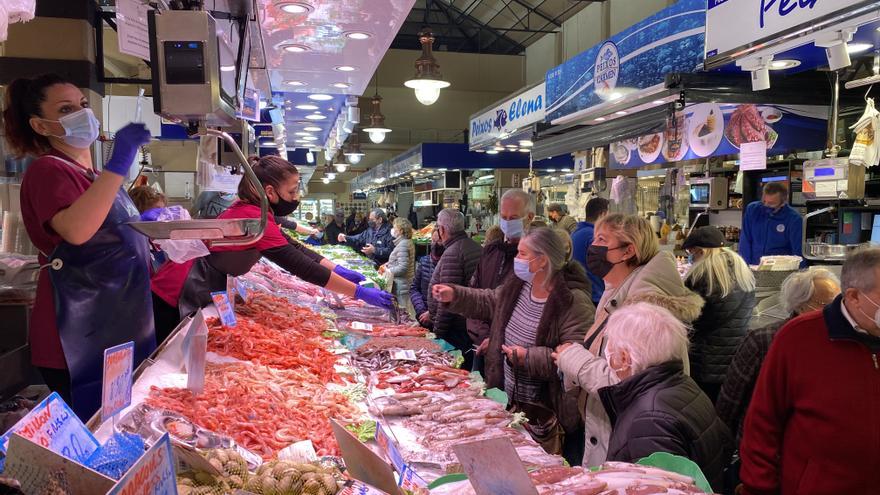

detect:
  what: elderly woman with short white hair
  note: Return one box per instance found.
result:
[716,268,840,446]
[554,303,731,489]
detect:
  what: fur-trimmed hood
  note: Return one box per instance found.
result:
[609,251,704,323]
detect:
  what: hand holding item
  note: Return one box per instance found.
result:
[338,233,347,243]
[431,284,454,303]
[362,244,376,256]
[378,264,386,275]
[333,265,366,283]
[418,311,432,326]
[502,344,527,364]
[354,285,394,309]
[476,338,490,356]
[105,123,151,176]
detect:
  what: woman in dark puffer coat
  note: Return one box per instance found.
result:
[555,302,732,490]
[683,226,756,402]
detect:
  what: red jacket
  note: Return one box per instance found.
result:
[739,296,880,495]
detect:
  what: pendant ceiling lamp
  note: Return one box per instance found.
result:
[404,27,450,106]
[344,131,365,166]
[362,76,391,144]
[335,150,348,173]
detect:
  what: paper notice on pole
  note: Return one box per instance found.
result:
[117,0,151,60]
[739,141,767,171]
[452,436,538,495]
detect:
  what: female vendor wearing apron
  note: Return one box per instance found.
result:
[150,155,394,342]
[3,74,155,420]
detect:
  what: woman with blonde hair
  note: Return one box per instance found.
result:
[682,226,756,402]
[381,217,416,314]
[555,213,703,467]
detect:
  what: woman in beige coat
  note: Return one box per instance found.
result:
[554,214,704,467]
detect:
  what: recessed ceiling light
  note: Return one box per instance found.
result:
[615,111,628,115]
[303,126,322,132]
[848,43,873,54]
[335,65,357,72]
[295,104,319,110]
[305,113,326,120]
[519,148,530,153]
[562,168,572,172]
[300,136,318,141]
[294,132,312,136]
[220,65,235,72]
[285,80,306,87]
[486,150,499,154]
[282,44,310,53]
[332,82,351,89]
[519,140,533,147]
[493,146,504,151]
[345,31,372,40]
[309,94,333,101]
[595,117,606,122]
[506,145,518,149]
[277,2,313,14]
[769,59,801,70]
[609,92,623,100]
[652,100,666,105]
[547,169,557,173]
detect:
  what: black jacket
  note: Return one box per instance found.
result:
[345,223,394,265]
[427,231,482,351]
[686,273,757,385]
[410,255,437,324]
[599,361,732,491]
[324,220,345,246]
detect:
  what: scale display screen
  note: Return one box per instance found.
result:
[164,41,205,85]
[690,184,709,204]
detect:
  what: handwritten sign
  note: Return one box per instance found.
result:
[398,464,428,490]
[452,436,538,495]
[0,392,100,465]
[103,341,135,421]
[374,423,405,473]
[277,439,318,463]
[107,432,177,495]
[211,291,237,327]
[4,433,115,495]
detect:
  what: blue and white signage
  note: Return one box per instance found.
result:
[545,0,705,124]
[609,103,828,169]
[706,0,864,59]
[469,83,545,149]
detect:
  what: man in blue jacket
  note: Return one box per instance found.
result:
[338,208,394,265]
[572,197,610,305]
[738,181,803,266]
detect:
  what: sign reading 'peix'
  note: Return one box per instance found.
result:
[469,83,545,149]
[705,0,865,58]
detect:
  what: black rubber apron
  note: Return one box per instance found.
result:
[45,157,156,420]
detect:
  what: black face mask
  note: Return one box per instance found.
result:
[586,244,628,279]
[271,197,300,218]
[368,220,378,229]
[430,242,445,261]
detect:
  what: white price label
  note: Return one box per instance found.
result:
[351,322,374,331]
[389,350,417,361]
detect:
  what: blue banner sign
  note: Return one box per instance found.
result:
[609,103,828,169]
[545,0,705,123]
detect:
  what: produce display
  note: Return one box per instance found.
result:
[413,223,435,243]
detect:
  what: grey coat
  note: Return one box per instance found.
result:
[385,237,415,289]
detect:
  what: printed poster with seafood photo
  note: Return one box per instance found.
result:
[609,103,828,169]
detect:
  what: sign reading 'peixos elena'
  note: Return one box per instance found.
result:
[469,83,545,149]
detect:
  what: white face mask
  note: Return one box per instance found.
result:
[604,350,629,379]
[858,292,880,329]
[391,228,399,238]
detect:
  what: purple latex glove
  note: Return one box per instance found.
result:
[105,123,151,176]
[334,265,366,284]
[139,207,164,221]
[354,285,394,310]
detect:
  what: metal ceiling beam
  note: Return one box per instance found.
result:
[506,0,584,52]
[509,0,560,27]
[438,0,525,52]
[433,0,480,51]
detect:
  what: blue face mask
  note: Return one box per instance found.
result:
[513,257,535,283]
[46,108,101,149]
[687,253,695,264]
[500,217,525,240]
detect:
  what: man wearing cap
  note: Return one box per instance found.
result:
[324,210,346,246]
[739,181,803,266]
[547,203,578,234]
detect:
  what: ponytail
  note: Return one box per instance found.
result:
[2,74,70,157]
[237,155,299,204]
